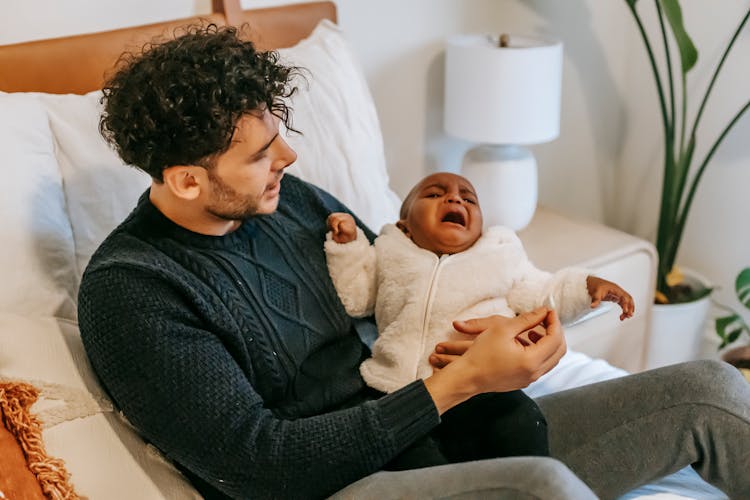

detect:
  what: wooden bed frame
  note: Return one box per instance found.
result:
[0,0,336,94]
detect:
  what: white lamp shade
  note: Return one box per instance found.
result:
[444,34,563,145]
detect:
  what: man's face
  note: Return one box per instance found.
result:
[205,110,297,220]
[399,173,483,255]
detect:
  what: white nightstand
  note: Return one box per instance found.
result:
[518,207,657,373]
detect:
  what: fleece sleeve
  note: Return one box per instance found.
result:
[505,241,592,324]
[324,227,378,317]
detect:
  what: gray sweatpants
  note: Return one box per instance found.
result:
[538,359,750,499]
[331,360,750,499]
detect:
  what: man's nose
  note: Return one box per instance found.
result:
[272,136,297,171]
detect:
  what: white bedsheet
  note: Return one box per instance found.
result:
[525,351,727,500]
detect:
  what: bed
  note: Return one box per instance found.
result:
[0,0,725,498]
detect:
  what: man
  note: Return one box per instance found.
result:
[79,24,750,500]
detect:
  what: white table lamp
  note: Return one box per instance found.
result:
[444,33,563,230]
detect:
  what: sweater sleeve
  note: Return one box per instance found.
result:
[324,227,378,317]
[504,235,592,324]
[78,266,439,500]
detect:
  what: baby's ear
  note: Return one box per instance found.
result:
[396,220,410,236]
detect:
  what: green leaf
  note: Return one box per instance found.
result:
[716,313,741,340]
[723,327,743,349]
[626,0,638,7]
[659,0,698,73]
[727,328,744,345]
[715,314,750,349]
[690,285,713,302]
[716,314,740,336]
[719,328,744,349]
[735,267,750,309]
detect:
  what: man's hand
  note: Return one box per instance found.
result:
[327,212,357,244]
[424,308,566,414]
[586,276,635,320]
[429,323,546,370]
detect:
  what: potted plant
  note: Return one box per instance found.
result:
[715,267,750,381]
[624,0,750,304]
[624,1,750,368]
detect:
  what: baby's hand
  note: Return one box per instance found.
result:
[327,212,358,244]
[586,276,635,320]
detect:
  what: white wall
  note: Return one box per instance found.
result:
[2,0,749,319]
[0,0,213,42]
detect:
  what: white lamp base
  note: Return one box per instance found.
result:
[461,144,538,231]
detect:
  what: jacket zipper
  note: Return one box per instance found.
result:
[417,254,451,379]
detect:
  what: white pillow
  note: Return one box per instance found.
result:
[0,312,201,499]
[278,20,402,232]
[0,93,78,319]
[33,91,151,277]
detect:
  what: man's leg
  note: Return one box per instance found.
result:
[382,435,450,471]
[436,390,550,461]
[536,359,750,499]
[330,456,597,500]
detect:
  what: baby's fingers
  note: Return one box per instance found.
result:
[327,214,340,232]
[434,340,474,356]
[429,353,461,369]
[620,296,635,320]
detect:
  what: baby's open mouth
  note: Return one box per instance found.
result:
[442,212,466,226]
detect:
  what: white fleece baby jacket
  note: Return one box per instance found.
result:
[324,224,592,393]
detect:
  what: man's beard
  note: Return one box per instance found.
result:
[205,169,261,221]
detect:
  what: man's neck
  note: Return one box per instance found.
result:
[149,181,241,236]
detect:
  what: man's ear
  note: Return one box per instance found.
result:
[161,165,205,201]
[396,220,410,236]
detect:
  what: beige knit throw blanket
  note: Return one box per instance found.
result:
[0,381,79,500]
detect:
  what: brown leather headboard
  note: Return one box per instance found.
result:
[0,0,336,95]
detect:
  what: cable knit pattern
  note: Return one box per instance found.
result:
[325,224,592,393]
[77,175,440,500]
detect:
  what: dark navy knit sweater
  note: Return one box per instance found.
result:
[78,175,440,499]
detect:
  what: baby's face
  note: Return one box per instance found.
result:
[399,173,483,255]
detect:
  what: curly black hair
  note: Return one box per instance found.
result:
[100,24,301,180]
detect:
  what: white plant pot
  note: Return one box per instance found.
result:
[645,269,711,369]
